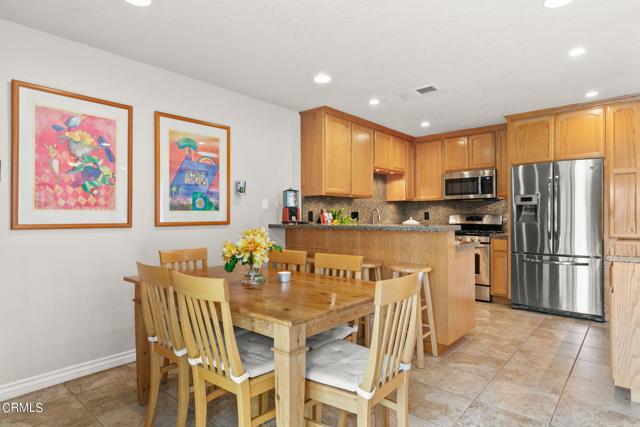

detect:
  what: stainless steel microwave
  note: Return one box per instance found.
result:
[443,169,496,200]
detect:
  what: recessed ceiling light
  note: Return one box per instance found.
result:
[420,121,430,128]
[568,46,586,57]
[544,0,574,8]
[585,90,599,98]
[125,0,152,6]
[313,73,331,84]
[369,98,380,106]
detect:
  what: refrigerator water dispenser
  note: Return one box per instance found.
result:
[514,194,539,223]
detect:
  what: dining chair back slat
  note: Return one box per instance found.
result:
[269,249,307,272]
[314,253,363,279]
[172,271,245,382]
[159,248,208,272]
[361,272,421,393]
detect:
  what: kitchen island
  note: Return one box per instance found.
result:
[269,223,476,350]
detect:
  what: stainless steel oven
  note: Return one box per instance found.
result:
[450,214,504,302]
[443,169,496,200]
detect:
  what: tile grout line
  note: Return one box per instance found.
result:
[61,382,106,427]
[444,313,547,426]
[463,315,546,424]
[545,320,591,427]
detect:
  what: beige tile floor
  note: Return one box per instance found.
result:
[2,302,639,427]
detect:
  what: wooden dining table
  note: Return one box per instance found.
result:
[123,266,375,427]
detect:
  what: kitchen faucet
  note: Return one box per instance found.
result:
[372,208,381,224]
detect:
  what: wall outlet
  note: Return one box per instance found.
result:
[424,211,430,220]
[261,198,269,210]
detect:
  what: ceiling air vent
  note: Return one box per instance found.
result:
[396,85,438,100]
[415,85,437,95]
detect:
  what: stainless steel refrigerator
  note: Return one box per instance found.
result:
[511,159,604,321]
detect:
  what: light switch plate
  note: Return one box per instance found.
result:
[261,198,269,210]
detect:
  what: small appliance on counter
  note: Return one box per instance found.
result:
[281,188,303,224]
[449,214,504,302]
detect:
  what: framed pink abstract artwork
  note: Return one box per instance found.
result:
[11,80,132,229]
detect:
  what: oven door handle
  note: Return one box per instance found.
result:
[523,257,589,267]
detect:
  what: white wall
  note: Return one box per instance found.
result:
[0,19,299,390]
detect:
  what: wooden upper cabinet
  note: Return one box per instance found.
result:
[555,107,605,160]
[508,115,554,165]
[323,113,352,195]
[468,132,496,169]
[496,129,509,199]
[374,131,392,171]
[301,109,364,197]
[415,140,443,200]
[405,142,415,200]
[351,124,374,197]
[607,102,640,239]
[391,137,407,172]
[443,137,469,171]
[386,141,414,201]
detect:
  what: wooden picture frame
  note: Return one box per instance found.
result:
[154,111,231,226]
[11,80,133,229]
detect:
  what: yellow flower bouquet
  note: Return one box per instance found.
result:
[222,228,282,285]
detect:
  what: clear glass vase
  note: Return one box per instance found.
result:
[242,264,265,288]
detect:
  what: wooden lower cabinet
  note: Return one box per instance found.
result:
[611,261,640,402]
[284,227,476,347]
[415,140,443,200]
[491,238,509,298]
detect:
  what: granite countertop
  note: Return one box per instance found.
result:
[492,233,508,239]
[268,223,460,232]
[606,255,640,264]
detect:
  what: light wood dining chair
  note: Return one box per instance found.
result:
[159,247,208,272]
[304,272,422,427]
[136,262,189,427]
[172,271,276,427]
[269,249,307,272]
[314,253,363,279]
[307,253,365,348]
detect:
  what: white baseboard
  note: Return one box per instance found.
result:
[0,349,136,401]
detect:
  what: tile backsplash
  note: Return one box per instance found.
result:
[303,175,508,226]
[303,176,405,224]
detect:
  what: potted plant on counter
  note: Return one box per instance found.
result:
[222,227,282,288]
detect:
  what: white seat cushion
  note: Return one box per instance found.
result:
[306,339,369,392]
[235,332,274,378]
[306,324,357,350]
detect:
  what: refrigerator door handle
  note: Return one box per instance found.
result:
[523,256,589,267]
[553,176,560,242]
[547,178,553,242]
